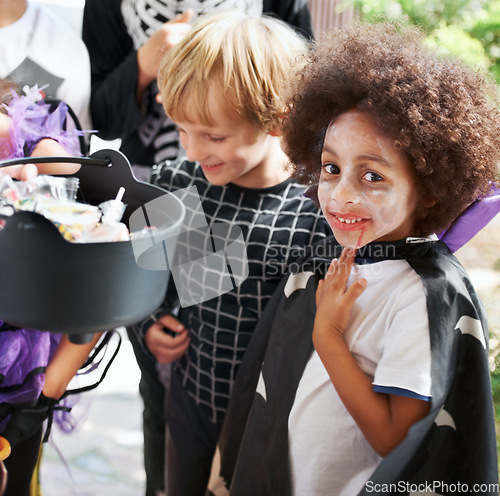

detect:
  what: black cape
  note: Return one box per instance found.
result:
[214,237,498,496]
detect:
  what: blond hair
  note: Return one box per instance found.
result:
[157,11,309,132]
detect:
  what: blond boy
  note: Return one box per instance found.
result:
[131,12,330,494]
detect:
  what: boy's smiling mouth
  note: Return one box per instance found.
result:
[329,212,370,231]
[201,162,224,170]
[335,216,365,224]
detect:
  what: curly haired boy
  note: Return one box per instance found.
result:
[212,22,500,496]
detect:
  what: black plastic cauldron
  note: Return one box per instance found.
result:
[0,149,185,343]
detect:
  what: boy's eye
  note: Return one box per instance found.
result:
[322,163,340,175]
[209,135,226,143]
[364,171,383,182]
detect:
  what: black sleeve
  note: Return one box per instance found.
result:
[2,394,58,448]
[82,0,146,141]
[263,0,314,39]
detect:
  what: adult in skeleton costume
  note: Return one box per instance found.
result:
[82,0,313,175]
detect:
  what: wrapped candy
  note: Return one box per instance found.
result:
[0,173,130,243]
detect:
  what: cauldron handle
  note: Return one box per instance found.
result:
[0,156,109,168]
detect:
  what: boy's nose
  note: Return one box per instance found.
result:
[333,176,360,205]
[183,136,206,163]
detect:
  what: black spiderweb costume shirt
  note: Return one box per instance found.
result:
[146,158,330,422]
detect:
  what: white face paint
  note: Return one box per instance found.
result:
[317,110,418,248]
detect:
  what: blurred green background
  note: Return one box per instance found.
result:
[351,0,500,82]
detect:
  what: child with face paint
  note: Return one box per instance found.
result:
[210,22,500,496]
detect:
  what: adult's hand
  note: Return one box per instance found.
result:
[136,9,193,99]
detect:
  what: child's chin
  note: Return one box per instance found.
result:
[204,174,229,187]
[333,230,371,250]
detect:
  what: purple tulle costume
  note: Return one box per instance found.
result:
[0,85,84,436]
[0,322,62,433]
[0,84,83,160]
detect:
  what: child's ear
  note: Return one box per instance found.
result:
[268,125,282,137]
[268,109,290,137]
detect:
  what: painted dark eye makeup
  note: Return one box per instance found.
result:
[321,163,340,175]
[363,171,383,182]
